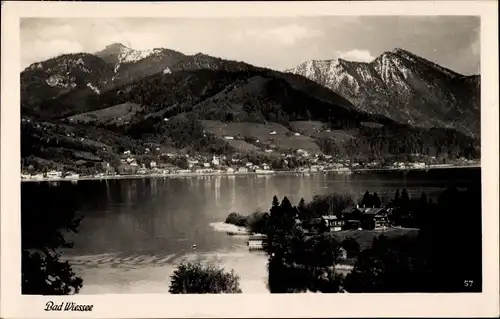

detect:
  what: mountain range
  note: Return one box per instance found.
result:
[287,48,480,137]
[21,43,261,117]
[22,44,480,137]
[20,43,480,173]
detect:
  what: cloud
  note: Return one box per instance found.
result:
[93,32,167,51]
[230,24,324,46]
[37,24,75,41]
[268,24,324,45]
[335,49,375,62]
[22,39,84,69]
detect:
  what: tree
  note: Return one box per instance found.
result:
[225,212,246,227]
[344,186,482,293]
[394,189,401,206]
[401,188,410,204]
[169,263,242,294]
[302,234,344,292]
[297,198,309,220]
[307,194,354,219]
[42,166,49,177]
[280,196,293,211]
[400,188,411,217]
[247,212,270,234]
[361,191,372,208]
[344,234,430,293]
[341,237,361,258]
[372,192,382,208]
[298,198,306,211]
[272,195,280,207]
[175,157,189,170]
[21,182,83,295]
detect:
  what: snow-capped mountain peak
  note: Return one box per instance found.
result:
[117,47,163,64]
[96,43,166,72]
[287,48,480,136]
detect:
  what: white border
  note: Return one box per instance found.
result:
[2,1,499,318]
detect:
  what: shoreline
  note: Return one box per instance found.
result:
[21,164,480,183]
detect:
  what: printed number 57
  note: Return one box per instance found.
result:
[464,280,474,287]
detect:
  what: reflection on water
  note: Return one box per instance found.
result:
[22,169,481,257]
[22,168,480,293]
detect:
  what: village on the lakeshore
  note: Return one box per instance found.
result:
[21,144,479,182]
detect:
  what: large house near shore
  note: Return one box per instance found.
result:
[321,215,345,232]
[299,205,390,232]
[341,206,390,230]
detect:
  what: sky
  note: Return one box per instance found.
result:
[20,16,480,75]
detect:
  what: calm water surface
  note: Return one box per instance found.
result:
[22,168,481,294]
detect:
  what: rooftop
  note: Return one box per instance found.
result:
[321,215,338,220]
[358,207,387,215]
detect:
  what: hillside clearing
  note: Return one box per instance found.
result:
[326,227,420,251]
[226,140,261,152]
[202,120,321,153]
[68,102,143,125]
[202,120,290,138]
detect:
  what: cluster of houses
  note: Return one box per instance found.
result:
[391,162,426,170]
[247,205,391,251]
[21,170,80,181]
[115,151,277,176]
[299,205,391,233]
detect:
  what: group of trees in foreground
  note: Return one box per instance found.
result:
[261,186,481,293]
[223,185,481,293]
[21,183,83,294]
[22,182,481,294]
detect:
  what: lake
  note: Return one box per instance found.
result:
[21,167,481,294]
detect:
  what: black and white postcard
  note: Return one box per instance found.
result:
[1,1,499,318]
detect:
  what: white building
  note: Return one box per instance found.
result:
[224,136,234,140]
[310,165,322,172]
[296,149,310,157]
[226,167,235,173]
[124,150,131,155]
[150,161,157,168]
[212,155,220,166]
[248,234,267,250]
[46,171,62,179]
[411,162,426,169]
[65,172,80,179]
[196,168,214,174]
[255,169,274,174]
[269,131,277,135]
[294,132,301,136]
[203,163,211,168]
[238,167,248,173]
